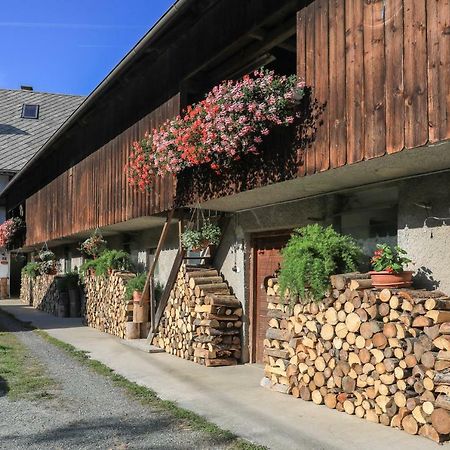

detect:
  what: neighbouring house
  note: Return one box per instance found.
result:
[1,0,450,439]
[0,86,84,295]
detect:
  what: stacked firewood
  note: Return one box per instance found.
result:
[261,272,450,442]
[20,274,32,305]
[23,274,60,315]
[154,264,242,367]
[84,272,135,339]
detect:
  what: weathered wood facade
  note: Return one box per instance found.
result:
[25,95,180,246]
[6,0,449,248]
[297,0,449,174]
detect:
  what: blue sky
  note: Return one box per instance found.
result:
[0,0,175,96]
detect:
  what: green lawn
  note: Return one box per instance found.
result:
[0,326,56,401]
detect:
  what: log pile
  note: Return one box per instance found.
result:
[19,273,61,315]
[261,272,450,442]
[84,271,136,339]
[20,274,32,305]
[153,264,242,366]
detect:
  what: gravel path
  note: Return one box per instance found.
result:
[0,314,231,450]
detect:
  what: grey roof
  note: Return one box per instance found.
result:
[0,89,84,172]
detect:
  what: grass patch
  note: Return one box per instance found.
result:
[0,326,56,401]
[30,328,266,449]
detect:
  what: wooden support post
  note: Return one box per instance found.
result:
[142,209,174,318]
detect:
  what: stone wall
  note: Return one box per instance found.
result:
[262,274,450,443]
[20,273,61,315]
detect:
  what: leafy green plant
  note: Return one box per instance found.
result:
[279,224,362,302]
[79,259,98,277]
[55,276,68,292]
[97,249,131,275]
[371,244,411,273]
[38,250,55,262]
[155,281,164,302]
[65,271,80,289]
[200,221,221,246]
[181,229,203,250]
[125,273,147,301]
[22,262,40,278]
[80,250,131,277]
[181,220,221,250]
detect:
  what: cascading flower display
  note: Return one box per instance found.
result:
[0,217,24,248]
[126,69,306,191]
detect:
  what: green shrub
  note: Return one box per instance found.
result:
[65,271,79,289]
[155,281,164,302]
[79,259,98,276]
[125,273,147,301]
[80,250,132,277]
[97,249,131,276]
[22,262,40,278]
[279,224,362,302]
[55,276,68,292]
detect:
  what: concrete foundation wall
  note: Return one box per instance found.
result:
[398,172,450,294]
[213,171,450,362]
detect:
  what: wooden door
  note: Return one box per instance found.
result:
[252,234,290,363]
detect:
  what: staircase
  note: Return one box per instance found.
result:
[150,263,243,366]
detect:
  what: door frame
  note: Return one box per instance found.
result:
[248,229,292,363]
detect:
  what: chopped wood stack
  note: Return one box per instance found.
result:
[20,273,61,315]
[84,271,136,339]
[20,274,32,305]
[261,272,450,443]
[153,264,242,367]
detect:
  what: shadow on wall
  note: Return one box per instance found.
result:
[414,266,441,291]
[175,88,325,207]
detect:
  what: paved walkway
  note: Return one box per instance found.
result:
[0,310,233,450]
[0,300,443,450]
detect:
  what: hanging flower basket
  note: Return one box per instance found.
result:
[181,218,221,251]
[0,217,24,248]
[79,232,107,258]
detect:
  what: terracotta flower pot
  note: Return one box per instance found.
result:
[133,290,149,323]
[369,270,413,289]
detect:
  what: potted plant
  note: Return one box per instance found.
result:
[279,224,362,302]
[55,275,70,318]
[125,272,147,302]
[181,228,203,251]
[80,258,98,277]
[66,271,81,317]
[37,250,57,275]
[22,261,40,278]
[79,232,107,259]
[200,220,221,248]
[181,220,221,251]
[98,249,131,275]
[369,244,413,288]
[125,273,149,323]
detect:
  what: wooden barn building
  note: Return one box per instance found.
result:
[1,0,449,368]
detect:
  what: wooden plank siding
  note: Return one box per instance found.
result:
[297,0,450,173]
[25,94,180,247]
